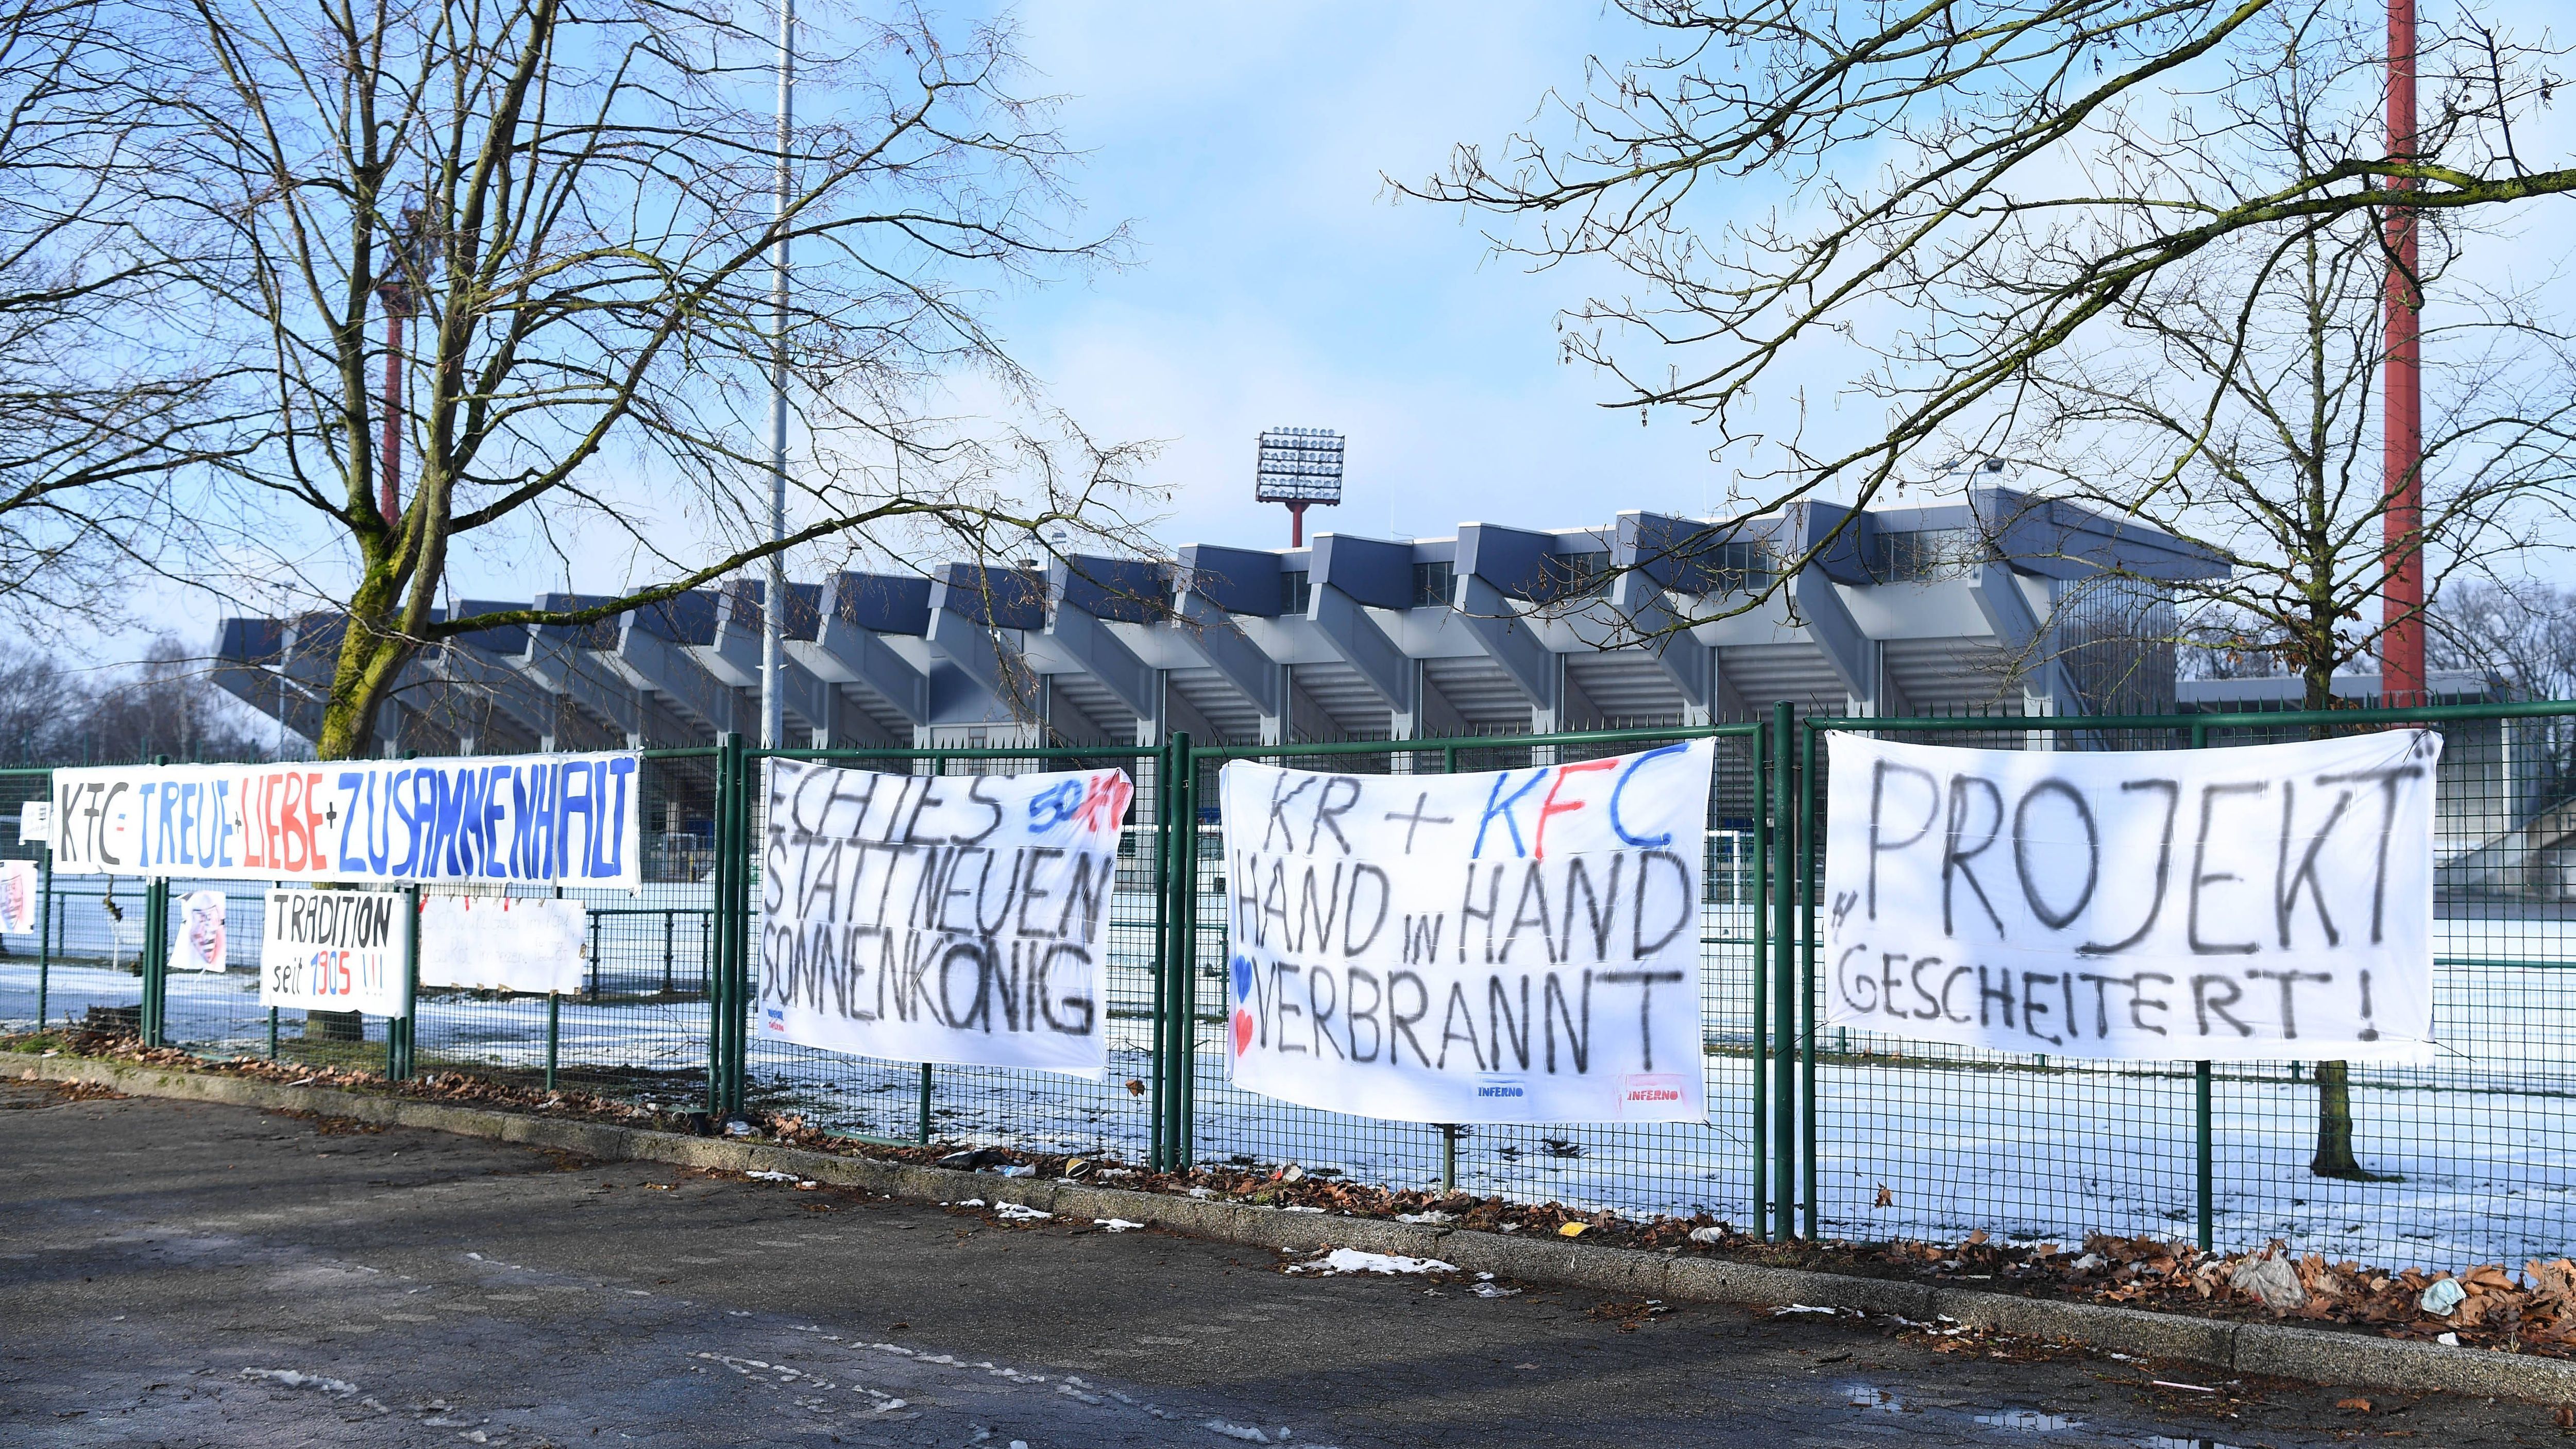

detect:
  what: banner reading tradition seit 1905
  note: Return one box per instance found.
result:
[45,754,643,890]
[1218,740,1718,1126]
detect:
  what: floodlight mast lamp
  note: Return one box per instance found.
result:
[1254,427,1345,547]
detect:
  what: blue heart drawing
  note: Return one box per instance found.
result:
[1230,953,1254,1003]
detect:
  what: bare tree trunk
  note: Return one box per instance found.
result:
[2302,660,2379,1180]
[2309,1059,2370,1178]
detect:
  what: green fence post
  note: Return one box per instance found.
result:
[141,754,170,1048]
[1177,743,1200,1170]
[705,731,736,1117]
[1799,719,1820,1241]
[1768,702,1796,1241]
[267,1006,278,1060]
[35,840,50,1031]
[1750,718,1768,1232]
[1147,732,1172,1171]
[918,1062,933,1144]
[546,992,560,1092]
[1161,732,1193,1171]
[2191,718,2214,1253]
[726,733,753,1118]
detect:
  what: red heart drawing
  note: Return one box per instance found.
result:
[1232,1008,1254,1054]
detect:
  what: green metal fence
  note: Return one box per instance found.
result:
[1798,699,2576,1270]
[6,701,2573,1270]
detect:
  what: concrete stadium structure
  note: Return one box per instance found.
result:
[211,488,2232,757]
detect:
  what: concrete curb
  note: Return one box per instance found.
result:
[12,1050,2571,1403]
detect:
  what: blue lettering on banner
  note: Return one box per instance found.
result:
[44,751,643,887]
[1472,771,1547,859]
[1609,743,1689,848]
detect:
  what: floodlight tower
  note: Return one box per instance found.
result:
[1255,427,1344,547]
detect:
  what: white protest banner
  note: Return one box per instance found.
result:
[1822,730,2441,1062]
[45,753,642,889]
[171,890,228,971]
[756,759,1131,1078]
[419,894,588,994]
[17,799,49,845]
[0,858,35,933]
[260,888,410,1016]
[1218,740,1717,1125]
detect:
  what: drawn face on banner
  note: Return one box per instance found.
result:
[0,860,29,934]
[1821,730,2442,1061]
[1217,740,1718,1126]
[176,890,227,970]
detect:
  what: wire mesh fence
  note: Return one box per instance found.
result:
[734,744,1167,1153]
[1800,704,2576,1271]
[2,703,2570,1273]
[1171,727,1774,1229]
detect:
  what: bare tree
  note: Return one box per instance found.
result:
[2434,577,2576,804]
[127,0,1149,759]
[1967,4,2576,1180]
[2014,6,2576,718]
[0,635,276,763]
[1408,0,2576,591]
[0,0,250,629]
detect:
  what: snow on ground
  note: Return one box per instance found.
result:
[5,892,2569,1272]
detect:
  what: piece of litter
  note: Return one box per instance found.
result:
[1394,1211,1451,1225]
[1557,1222,1588,1238]
[1096,1218,1145,1233]
[1687,1226,1727,1246]
[2438,1331,2461,1346]
[947,1199,986,1208]
[1975,1411,2072,1431]
[1286,1248,1457,1276]
[1204,1421,1273,1443]
[2149,1380,2217,1394]
[2228,1255,2305,1310]
[1472,1282,1521,1298]
[745,1169,798,1182]
[239,1368,359,1394]
[1771,1304,1839,1316]
[2418,1277,2466,1316]
[993,1202,1052,1222]
[996,1165,1036,1179]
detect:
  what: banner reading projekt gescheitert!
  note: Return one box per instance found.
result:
[1822,730,2441,1061]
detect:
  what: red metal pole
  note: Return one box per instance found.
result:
[1289,501,1307,549]
[380,306,404,525]
[2381,0,2424,706]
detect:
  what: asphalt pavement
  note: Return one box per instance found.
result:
[0,1080,2558,1447]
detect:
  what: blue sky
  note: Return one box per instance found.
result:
[973,2,1745,549]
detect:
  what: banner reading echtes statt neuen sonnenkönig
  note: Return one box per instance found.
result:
[45,753,642,889]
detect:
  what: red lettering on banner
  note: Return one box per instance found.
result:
[1074,772,1133,836]
[281,772,309,871]
[304,772,330,871]
[243,775,266,868]
[1533,758,1619,859]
